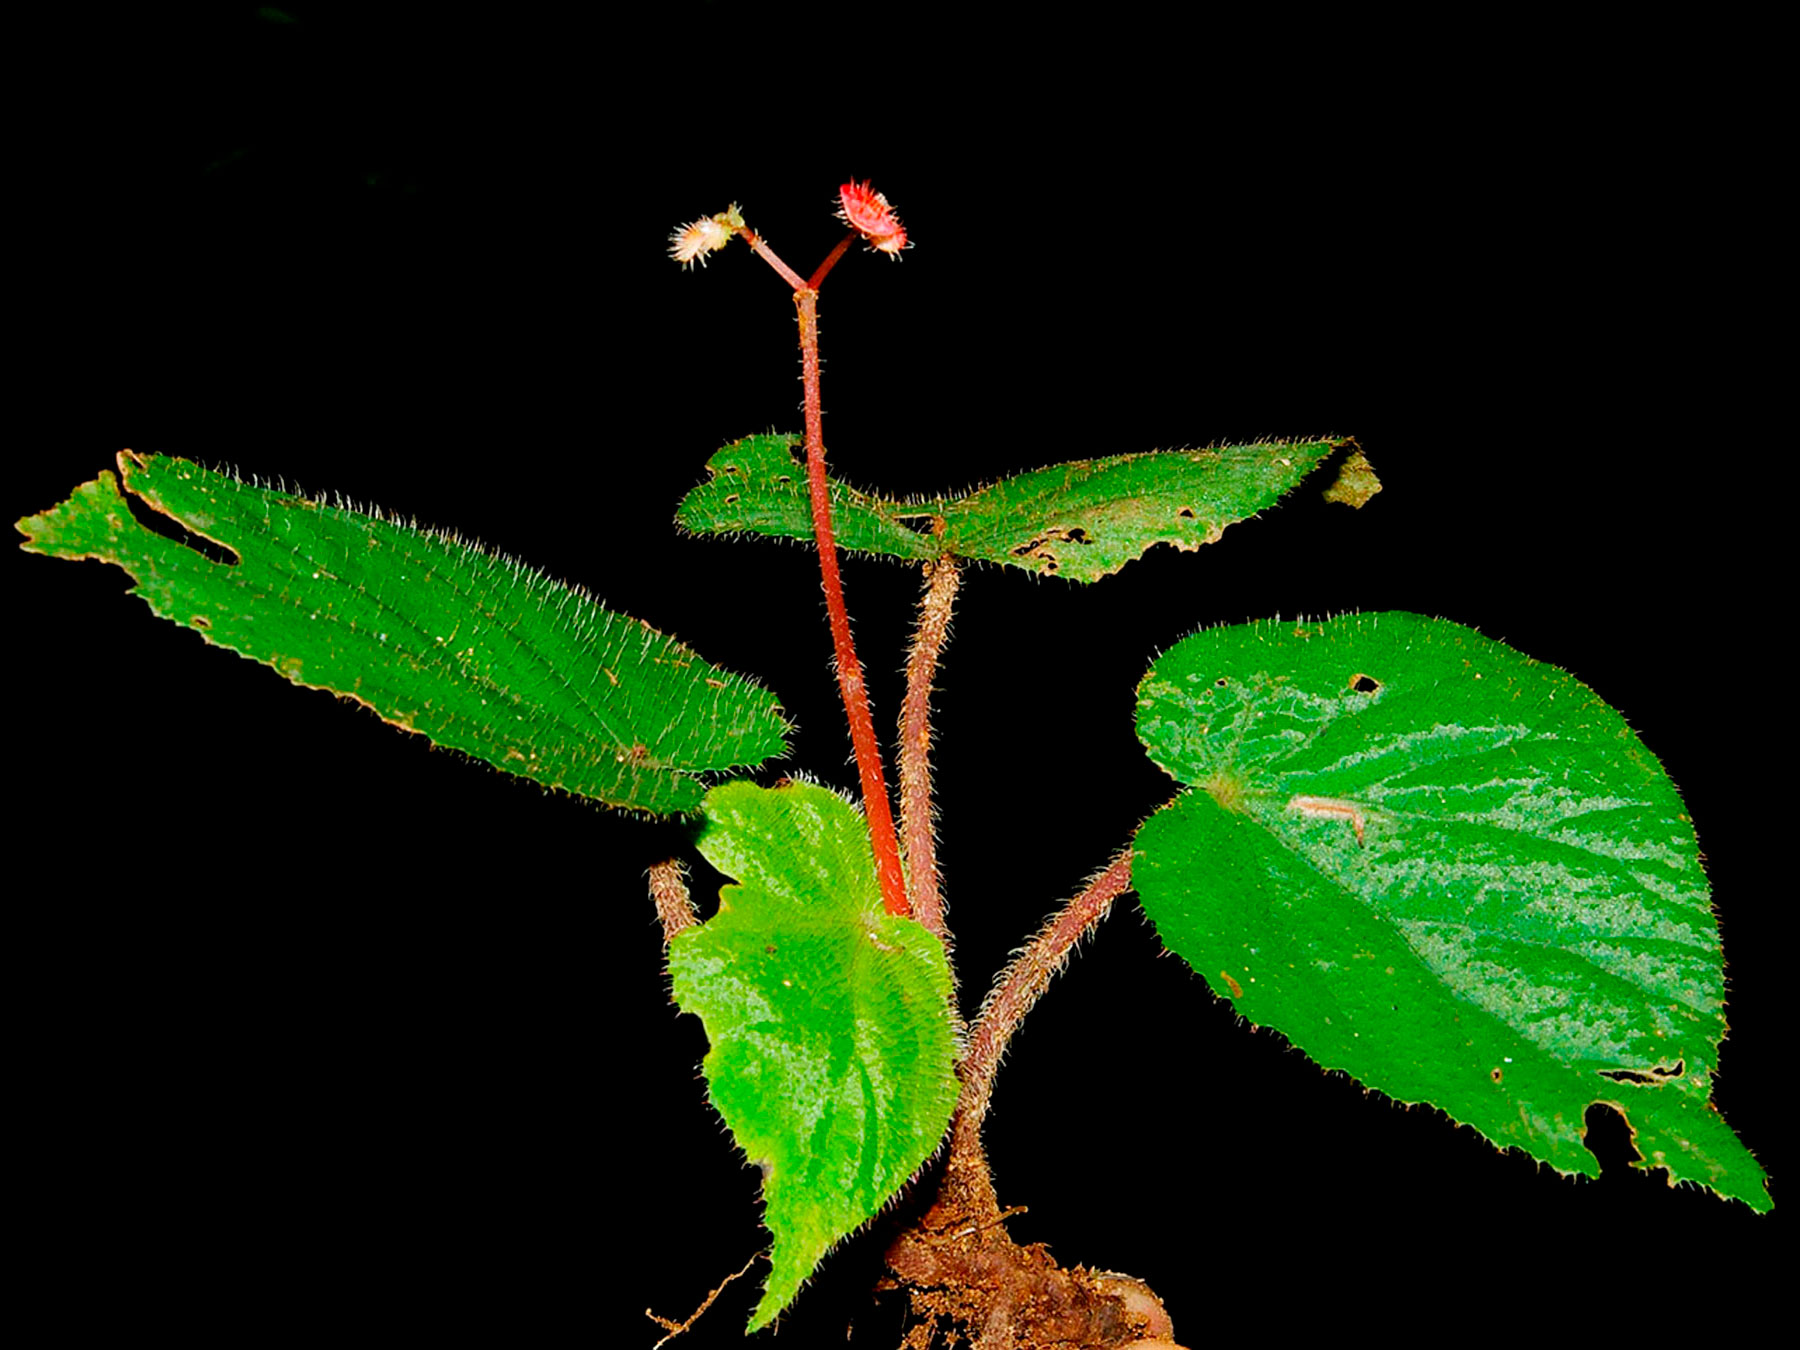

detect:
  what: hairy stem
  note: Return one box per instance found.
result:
[795,287,910,918]
[900,555,961,942]
[740,223,910,918]
[648,858,697,945]
[739,229,807,290]
[952,851,1134,1157]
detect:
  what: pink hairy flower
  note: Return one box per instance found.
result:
[836,180,908,257]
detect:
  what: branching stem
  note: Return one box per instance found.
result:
[710,217,917,921]
[900,555,960,941]
[736,225,910,917]
[952,851,1135,1158]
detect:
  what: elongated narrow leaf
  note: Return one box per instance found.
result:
[1133,612,1769,1210]
[17,453,788,816]
[668,781,959,1330]
[937,439,1355,580]
[678,433,1361,581]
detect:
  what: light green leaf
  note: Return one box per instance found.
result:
[17,453,789,816]
[668,780,960,1330]
[678,433,1356,581]
[1133,612,1770,1210]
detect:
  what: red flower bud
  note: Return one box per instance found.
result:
[836,180,908,257]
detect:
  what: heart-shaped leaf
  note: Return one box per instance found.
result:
[668,780,960,1328]
[1133,612,1769,1209]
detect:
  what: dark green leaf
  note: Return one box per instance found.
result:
[17,453,789,816]
[677,434,940,564]
[1133,612,1770,1210]
[669,780,960,1329]
[678,433,1355,581]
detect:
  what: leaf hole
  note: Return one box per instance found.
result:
[1580,1102,1637,1174]
[1349,673,1381,694]
[192,615,212,629]
[1177,507,1196,519]
[722,493,740,504]
[896,514,938,535]
[1215,677,1229,688]
[121,490,240,567]
[1596,1059,1684,1085]
[775,475,793,485]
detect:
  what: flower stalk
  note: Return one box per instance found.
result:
[793,286,910,917]
[673,192,912,918]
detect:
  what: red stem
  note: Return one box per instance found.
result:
[739,223,908,916]
[794,287,910,917]
[807,232,857,289]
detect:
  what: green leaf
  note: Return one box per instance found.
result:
[668,781,960,1330]
[678,433,1355,582]
[1132,612,1770,1210]
[676,434,943,564]
[17,453,789,816]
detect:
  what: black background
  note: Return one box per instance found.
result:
[15,7,1779,1344]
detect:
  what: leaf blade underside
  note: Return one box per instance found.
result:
[1132,612,1769,1210]
[677,433,1361,581]
[668,781,960,1330]
[17,453,789,815]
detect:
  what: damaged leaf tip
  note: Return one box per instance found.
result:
[1321,445,1382,508]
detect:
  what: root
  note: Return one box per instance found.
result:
[644,1253,758,1347]
[882,1148,1185,1349]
